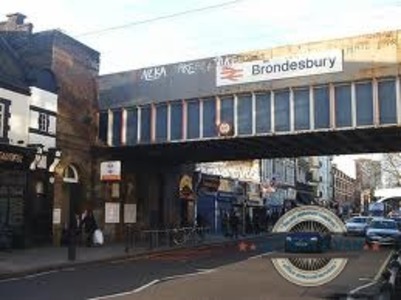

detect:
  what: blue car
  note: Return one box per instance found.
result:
[284,232,332,253]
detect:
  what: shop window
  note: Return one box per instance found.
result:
[63,165,79,183]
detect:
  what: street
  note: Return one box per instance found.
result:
[0,235,392,300]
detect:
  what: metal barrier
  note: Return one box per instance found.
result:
[124,226,212,253]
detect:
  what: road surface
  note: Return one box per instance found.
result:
[0,235,392,300]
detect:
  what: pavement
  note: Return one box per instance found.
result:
[0,233,271,279]
[0,235,395,300]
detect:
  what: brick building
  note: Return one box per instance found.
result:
[0,13,100,246]
[333,165,357,214]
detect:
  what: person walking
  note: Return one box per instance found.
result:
[82,210,98,247]
[229,210,239,239]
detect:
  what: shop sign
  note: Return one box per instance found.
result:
[179,174,194,200]
[216,49,343,86]
[199,174,220,193]
[0,151,23,163]
[100,161,121,181]
[218,178,235,194]
[248,182,262,202]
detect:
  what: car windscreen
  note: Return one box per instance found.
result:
[349,218,368,223]
[369,221,397,229]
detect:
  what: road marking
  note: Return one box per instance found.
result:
[24,270,59,279]
[0,269,61,283]
[133,280,160,293]
[87,280,161,300]
[248,251,275,260]
[348,281,377,297]
[0,277,20,284]
[161,269,216,282]
[374,250,394,281]
[347,250,394,298]
[87,269,216,299]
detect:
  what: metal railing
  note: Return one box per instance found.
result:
[124,226,212,253]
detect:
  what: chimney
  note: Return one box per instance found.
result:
[0,12,33,33]
[7,13,26,25]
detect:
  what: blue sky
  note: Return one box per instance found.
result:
[1,0,397,177]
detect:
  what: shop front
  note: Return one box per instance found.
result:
[215,178,236,234]
[196,174,220,231]
[246,182,264,233]
[0,145,34,249]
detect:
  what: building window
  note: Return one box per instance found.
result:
[140,105,151,143]
[294,88,310,130]
[314,86,330,129]
[237,94,253,135]
[335,84,352,127]
[170,101,183,141]
[202,98,216,138]
[356,81,373,126]
[274,90,290,132]
[378,79,397,124]
[98,111,109,144]
[255,92,271,134]
[187,99,200,139]
[155,104,168,142]
[63,165,79,183]
[38,112,50,132]
[0,103,4,138]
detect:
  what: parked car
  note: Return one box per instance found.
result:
[345,216,372,236]
[365,218,401,246]
[284,231,331,253]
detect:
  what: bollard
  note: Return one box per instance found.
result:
[67,229,76,261]
[125,225,130,253]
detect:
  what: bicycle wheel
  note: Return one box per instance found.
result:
[172,228,186,245]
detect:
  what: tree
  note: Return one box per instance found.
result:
[382,153,401,187]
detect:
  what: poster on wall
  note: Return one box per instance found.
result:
[52,208,61,224]
[105,202,120,223]
[100,161,121,181]
[124,204,137,224]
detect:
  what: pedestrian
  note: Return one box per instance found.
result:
[82,209,98,247]
[229,210,239,239]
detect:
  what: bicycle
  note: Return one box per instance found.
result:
[171,225,208,246]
